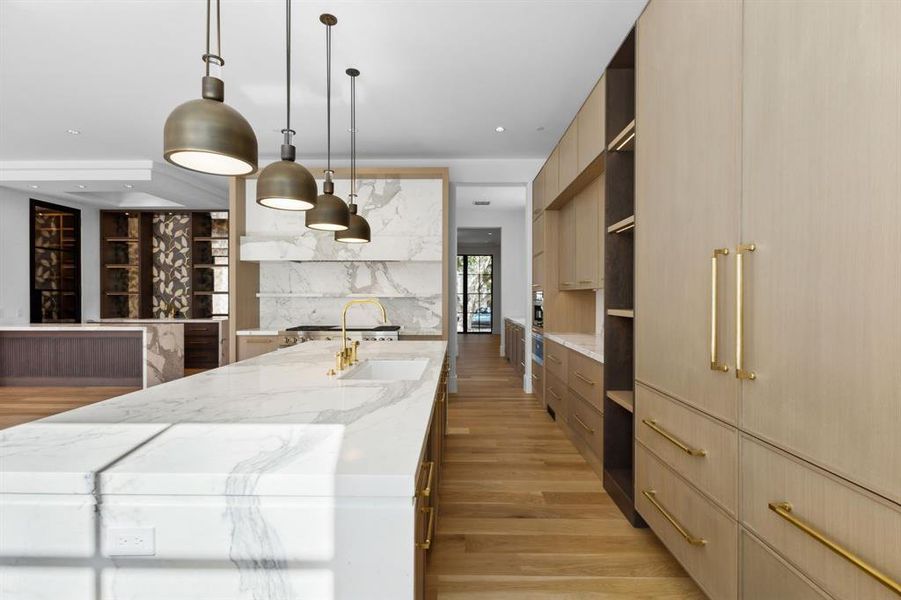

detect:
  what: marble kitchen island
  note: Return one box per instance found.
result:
[0,340,448,600]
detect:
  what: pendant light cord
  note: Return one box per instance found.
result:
[350,72,356,203]
[284,0,292,142]
[326,20,332,174]
[204,0,224,76]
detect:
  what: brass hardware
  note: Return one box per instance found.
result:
[340,298,388,362]
[573,414,594,433]
[417,506,436,550]
[351,340,360,364]
[326,368,336,377]
[548,388,562,400]
[574,372,595,386]
[547,354,561,364]
[710,248,730,372]
[768,502,900,595]
[578,279,592,283]
[419,460,435,498]
[642,490,707,546]
[336,351,345,371]
[562,281,575,286]
[735,243,756,380]
[531,374,539,380]
[642,419,707,457]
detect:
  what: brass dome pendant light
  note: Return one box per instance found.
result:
[164,0,258,176]
[336,68,371,243]
[256,0,317,210]
[305,14,350,232]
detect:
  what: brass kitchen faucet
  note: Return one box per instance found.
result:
[337,298,388,370]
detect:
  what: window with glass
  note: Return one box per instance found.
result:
[456,254,493,333]
[30,200,81,323]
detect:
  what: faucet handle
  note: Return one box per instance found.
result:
[336,351,345,371]
[351,340,360,363]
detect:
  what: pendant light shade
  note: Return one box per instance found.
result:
[336,68,371,243]
[305,14,350,232]
[256,0,318,210]
[164,0,258,176]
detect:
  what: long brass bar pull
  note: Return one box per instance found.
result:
[419,460,435,499]
[710,248,730,371]
[417,506,436,550]
[642,490,707,546]
[642,419,707,457]
[735,243,756,380]
[769,502,901,595]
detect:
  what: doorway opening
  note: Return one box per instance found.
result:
[456,254,494,334]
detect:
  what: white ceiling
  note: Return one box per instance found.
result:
[0,0,644,162]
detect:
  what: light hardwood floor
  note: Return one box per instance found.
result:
[0,386,138,429]
[426,334,702,599]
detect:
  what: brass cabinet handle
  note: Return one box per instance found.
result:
[573,414,594,433]
[642,489,707,546]
[531,374,539,380]
[419,460,435,498]
[417,506,436,550]
[548,388,562,400]
[548,354,561,364]
[710,248,730,372]
[578,279,592,284]
[562,281,575,286]
[574,372,595,386]
[769,502,900,595]
[642,419,707,457]
[735,243,757,380]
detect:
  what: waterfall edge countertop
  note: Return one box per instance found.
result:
[0,340,447,498]
[544,332,604,363]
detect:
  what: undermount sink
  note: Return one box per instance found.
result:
[339,359,429,381]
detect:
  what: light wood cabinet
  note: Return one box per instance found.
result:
[741,529,830,600]
[236,335,280,361]
[578,76,606,173]
[740,0,901,504]
[635,0,742,424]
[558,121,579,193]
[532,211,544,257]
[574,175,603,289]
[532,252,544,291]
[532,167,545,216]
[557,199,576,290]
[544,147,560,206]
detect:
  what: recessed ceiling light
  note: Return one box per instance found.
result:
[536,126,545,132]
[29,185,39,189]
[76,184,86,189]
[123,184,134,189]
[495,126,505,133]
[66,129,80,135]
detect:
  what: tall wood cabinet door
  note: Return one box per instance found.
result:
[634,0,742,424]
[578,76,605,173]
[558,121,579,192]
[532,211,545,257]
[532,252,545,291]
[545,147,560,206]
[557,201,576,289]
[532,168,544,216]
[575,175,603,289]
[741,1,901,502]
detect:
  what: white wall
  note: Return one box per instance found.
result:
[456,206,527,324]
[0,186,100,324]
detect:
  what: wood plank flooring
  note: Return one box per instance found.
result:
[0,386,138,429]
[426,334,702,599]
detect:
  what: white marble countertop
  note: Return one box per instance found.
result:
[236,328,282,336]
[544,332,604,363]
[0,340,447,499]
[504,316,528,328]
[92,318,227,325]
[0,324,149,332]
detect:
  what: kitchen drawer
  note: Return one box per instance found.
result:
[531,360,544,407]
[636,443,738,600]
[545,371,567,420]
[567,350,603,411]
[566,389,602,468]
[635,383,737,515]
[741,528,830,600]
[741,435,901,600]
[184,323,219,336]
[185,346,219,369]
[544,339,567,381]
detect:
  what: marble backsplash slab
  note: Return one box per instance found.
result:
[259,295,442,334]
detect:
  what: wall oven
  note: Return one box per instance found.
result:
[532,290,544,329]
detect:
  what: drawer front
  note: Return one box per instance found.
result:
[741,528,830,600]
[567,350,603,410]
[567,389,603,459]
[545,371,567,419]
[184,323,219,336]
[636,443,738,600]
[635,383,738,515]
[741,435,901,600]
[531,360,544,406]
[544,339,568,380]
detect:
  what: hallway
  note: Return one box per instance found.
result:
[426,334,702,599]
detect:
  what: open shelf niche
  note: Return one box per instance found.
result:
[602,28,643,527]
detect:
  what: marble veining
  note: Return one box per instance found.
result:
[544,332,604,363]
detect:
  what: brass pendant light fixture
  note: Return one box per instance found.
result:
[164,0,258,176]
[305,14,350,232]
[256,0,317,210]
[336,68,371,243]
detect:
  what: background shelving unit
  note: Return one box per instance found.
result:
[602,29,643,527]
[191,211,229,319]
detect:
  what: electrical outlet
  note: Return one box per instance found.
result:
[105,527,156,556]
